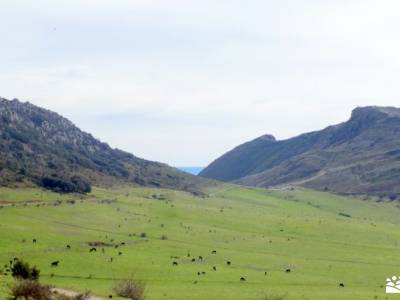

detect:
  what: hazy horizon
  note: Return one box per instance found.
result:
[2,1,400,165]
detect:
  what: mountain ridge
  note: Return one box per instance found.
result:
[200,106,400,198]
[0,97,213,193]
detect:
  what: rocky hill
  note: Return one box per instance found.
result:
[200,106,400,198]
[0,97,211,193]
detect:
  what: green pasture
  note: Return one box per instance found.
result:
[0,185,399,299]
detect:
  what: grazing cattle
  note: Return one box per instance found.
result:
[240,277,246,282]
[285,269,291,273]
[108,295,113,298]
[191,258,196,262]
[110,257,113,262]
[89,247,97,252]
[120,242,125,246]
[51,261,60,267]
[226,261,231,266]
[201,271,206,275]
[114,245,119,249]
[193,281,198,284]
[33,239,37,243]
[172,261,178,266]
[339,283,345,287]
[66,245,71,249]
[198,256,203,261]
[187,253,191,257]
[264,271,267,276]
[212,266,217,271]
[197,272,201,275]
[211,250,217,254]
[118,252,122,256]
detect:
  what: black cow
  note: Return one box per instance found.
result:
[285,269,291,273]
[226,261,231,266]
[339,283,345,287]
[172,261,178,266]
[66,245,71,249]
[51,261,60,267]
[33,239,37,243]
[240,277,246,282]
[198,256,203,261]
[212,266,217,271]
[89,247,97,252]
[118,252,122,256]
[211,250,217,254]
[191,258,196,262]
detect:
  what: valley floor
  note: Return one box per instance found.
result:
[0,185,399,299]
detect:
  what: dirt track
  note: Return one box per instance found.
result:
[52,288,104,300]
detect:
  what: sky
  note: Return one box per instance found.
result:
[1,1,400,166]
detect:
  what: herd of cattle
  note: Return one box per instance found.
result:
[5,236,346,288]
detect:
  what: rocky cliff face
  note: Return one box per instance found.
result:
[200,106,400,198]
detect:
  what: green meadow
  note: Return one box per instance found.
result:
[0,185,399,300]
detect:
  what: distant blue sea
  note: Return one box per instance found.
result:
[177,167,204,175]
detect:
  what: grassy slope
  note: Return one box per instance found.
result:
[0,185,399,300]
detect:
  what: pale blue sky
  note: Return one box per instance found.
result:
[1,1,400,165]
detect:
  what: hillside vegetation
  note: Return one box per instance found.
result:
[200,106,400,198]
[0,97,212,194]
[0,185,399,299]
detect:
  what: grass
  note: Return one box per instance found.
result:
[0,185,399,299]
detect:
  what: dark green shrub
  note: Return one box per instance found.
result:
[70,175,91,193]
[41,175,91,194]
[11,259,40,280]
